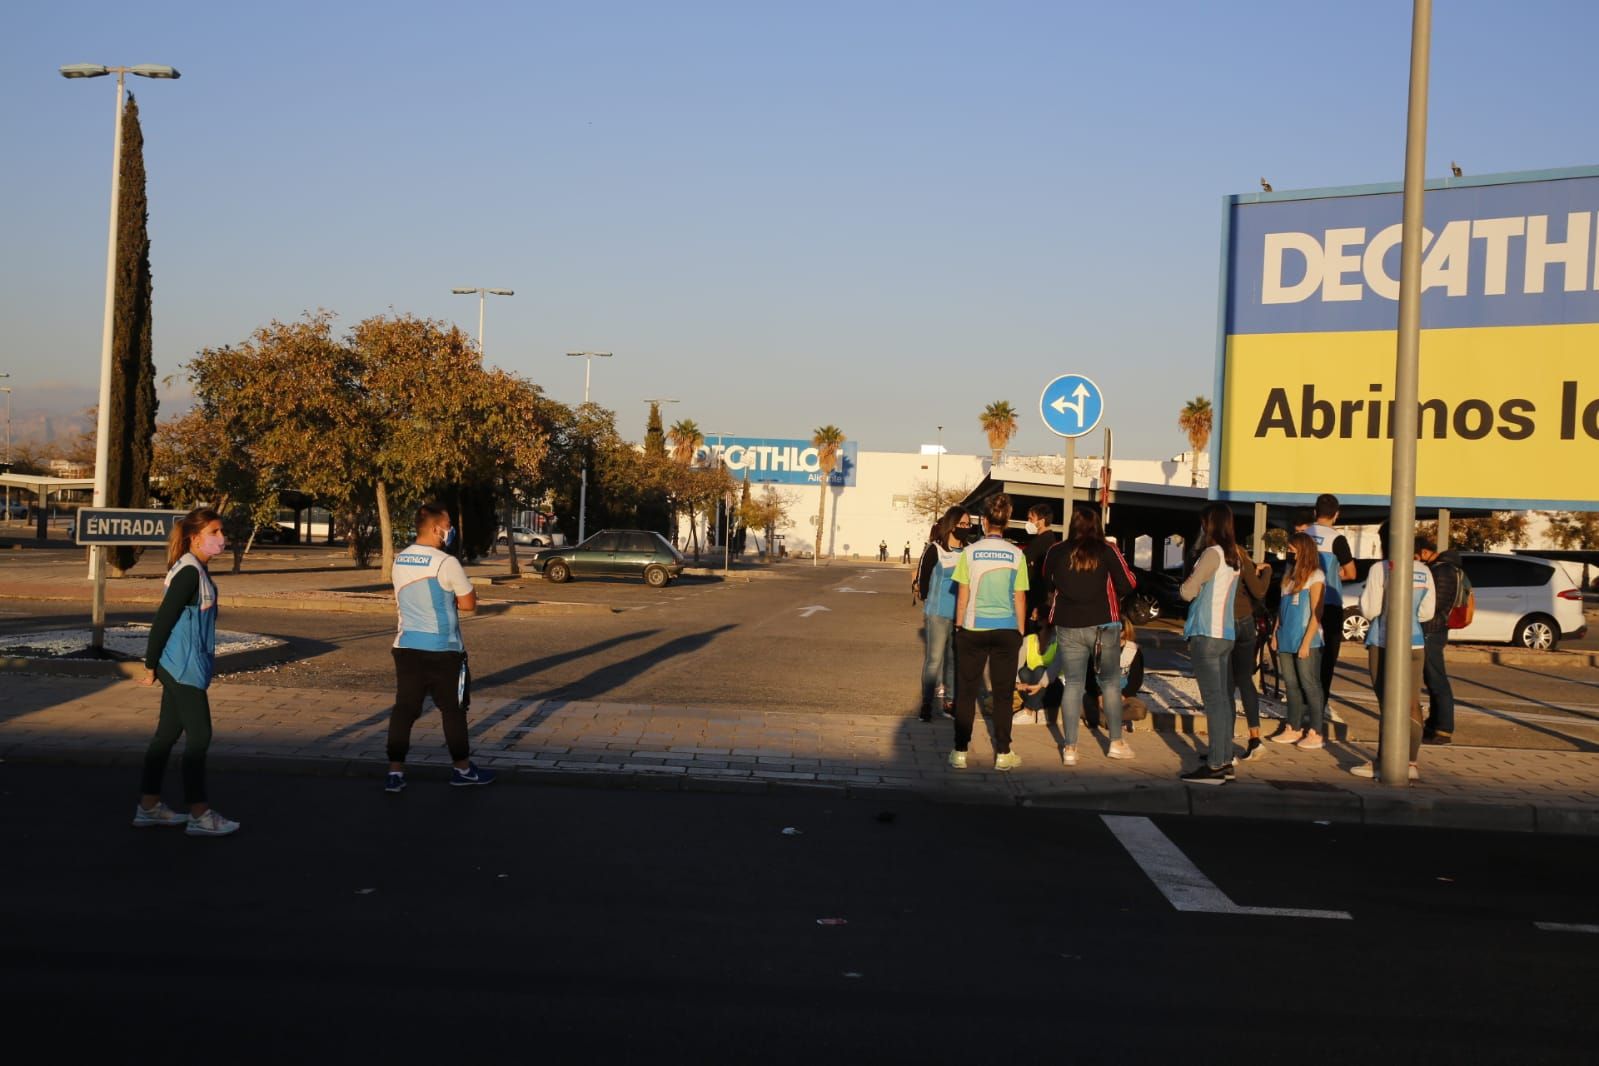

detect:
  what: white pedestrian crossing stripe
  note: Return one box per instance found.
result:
[1102,815,1352,920]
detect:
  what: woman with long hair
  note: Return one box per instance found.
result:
[132,507,240,837]
[1178,503,1242,784]
[913,506,965,721]
[1045,503,1136,765]
[1270,531,1328,750]
[949,493,1029,771]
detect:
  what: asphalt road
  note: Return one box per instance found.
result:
[5,552,1599,751]
[2,763,1596,1063]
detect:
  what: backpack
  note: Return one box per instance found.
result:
[1446,565,1475,629]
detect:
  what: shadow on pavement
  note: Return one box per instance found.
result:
[541,625,736,702]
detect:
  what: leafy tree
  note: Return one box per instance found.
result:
[667,419,705,557]
[1417,512,1530,552]
[644,402,666,458]
[103,95,160,576]
[979,401,1017,467]
[1547,512,1599,550]
[909,477,976,527]
[811,424,845,565]
[742,484,795,557]
[1177,396,1212,487]
[637,402,671,536]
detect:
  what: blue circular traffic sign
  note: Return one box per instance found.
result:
[1039,374,1105,438]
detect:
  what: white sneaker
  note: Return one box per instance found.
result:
[1061,747,1079,767]
[1350,763,1419,781]
[994,751,1022,771]
[185,809,240,837]
[948,749,968,769]
[1107,741,1135,760]
[131,802,189,828]
[1012,710,1037,725]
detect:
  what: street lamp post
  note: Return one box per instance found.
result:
[0,378,11,525]
[450,287,513,359]
[935,424,943,513]
[705,430,735,573]
[567,351,612,543]
[60,62,181,650]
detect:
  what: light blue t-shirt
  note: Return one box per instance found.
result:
[392,544,473,652]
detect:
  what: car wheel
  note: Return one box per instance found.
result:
[1342,608,1369,644]
[545,560,570,584]
[1513,614,1558,651]
[644,565,669,588]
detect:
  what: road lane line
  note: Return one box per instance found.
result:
[1101,815,1352,920]
[1534,922,1599,934]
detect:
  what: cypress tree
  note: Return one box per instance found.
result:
[105,94,158,575]
[644,402,666,457]
[640,401,670,535]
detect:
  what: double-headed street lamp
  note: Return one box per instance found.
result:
[450,287,513,359]
[60,62,181,648]
[567,351,612,543]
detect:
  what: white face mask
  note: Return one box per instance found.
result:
[1024,521,1038,536]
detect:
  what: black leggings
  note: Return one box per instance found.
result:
[953,627,1022,755]
[388,648,472,764]
[140,668,213,806]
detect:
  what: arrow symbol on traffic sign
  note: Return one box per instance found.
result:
[798,605,831,618]
[1050,383,1091,427]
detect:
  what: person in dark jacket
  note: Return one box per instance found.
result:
[1416,536,1460,744]
[1022,504,1059,635]
[134,507,240,837]
[1045,504,1137,765]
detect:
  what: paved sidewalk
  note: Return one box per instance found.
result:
[5,674,1598,835]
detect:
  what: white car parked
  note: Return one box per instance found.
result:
[1341,552,1588,650]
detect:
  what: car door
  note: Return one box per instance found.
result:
[1455,555,1521,643]
[575,532,621,576]
[620,532,659,577]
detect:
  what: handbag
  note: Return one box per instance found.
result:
[1446,566,1475,629]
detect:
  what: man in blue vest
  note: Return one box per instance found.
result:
[385,503,495,792]
[1306,494,1356,726]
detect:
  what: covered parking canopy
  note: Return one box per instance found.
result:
[957,465,1484,567]
[0,473,95,541]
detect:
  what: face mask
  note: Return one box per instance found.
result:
[441,526,457,550]
[198,532,225,557]
[1024,521,1038,536]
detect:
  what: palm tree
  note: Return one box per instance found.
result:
[979,401,1018,467]
[811,424,845,566]
[667,419,704,556]
[1177,396,1212,487]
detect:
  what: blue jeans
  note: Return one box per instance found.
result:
[922,614,956,712]
[1056,624,1123,748]
[1422,629,1454,736]
[1190,635,1235,768]
[1278,647,1325,734]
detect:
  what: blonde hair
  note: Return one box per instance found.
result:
[1285,532,1321,592]
[167,508,222,567]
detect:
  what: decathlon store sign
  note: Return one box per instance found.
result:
[1217,166,1599,509]
[695,438,858,486]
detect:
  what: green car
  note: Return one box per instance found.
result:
[530,529,686,587]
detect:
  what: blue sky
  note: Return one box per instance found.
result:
[2,1,1595,460]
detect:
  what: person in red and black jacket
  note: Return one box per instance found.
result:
[1044,504,1137,766]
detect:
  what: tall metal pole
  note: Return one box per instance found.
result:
[1063,436,1075,519]
[89,69,128,650]
[1101,425,1113,530]
[578,358,590,543]
[934,425,942,513]
[1380,0,1433,787]
[477,291,486,357]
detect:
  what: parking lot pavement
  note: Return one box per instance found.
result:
[3,763,1597,1062]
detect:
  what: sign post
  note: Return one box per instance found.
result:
[1039,374,1106,519]
[76,508,181,650]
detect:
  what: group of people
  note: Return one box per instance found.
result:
[132,503,498,836]
[912,490,1461,785]
[913,494,1142,772]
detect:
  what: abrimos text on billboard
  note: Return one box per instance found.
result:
[1215,166,1599,509]
[694,438,858,487]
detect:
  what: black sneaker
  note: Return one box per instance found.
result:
[917,707,933,723]
[1238,737,1266,762]
[1181,763,1233,785]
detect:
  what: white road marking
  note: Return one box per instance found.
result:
[1101,815,1352,920]
[831,587,877,594]
[1534,921,1599,934]
[798,605,830,618]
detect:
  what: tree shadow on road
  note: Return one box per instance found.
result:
[539,625,736,703]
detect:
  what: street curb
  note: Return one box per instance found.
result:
[0,641,293,679]
[0,589,619,617]
[5,743,1594,835]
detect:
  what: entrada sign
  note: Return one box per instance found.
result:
[74,508,180,546]
[1215,166,1599,509]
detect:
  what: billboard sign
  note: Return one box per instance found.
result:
[1215,166,1599,509]
[694,437,858,487]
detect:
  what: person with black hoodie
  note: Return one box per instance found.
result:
[1416,536,1461,744]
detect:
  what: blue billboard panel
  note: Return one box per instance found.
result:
[695,438,858,487]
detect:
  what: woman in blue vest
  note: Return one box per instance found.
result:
[914,508,965,721]
[1179,503,1242,784]
[132,507,239,837]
